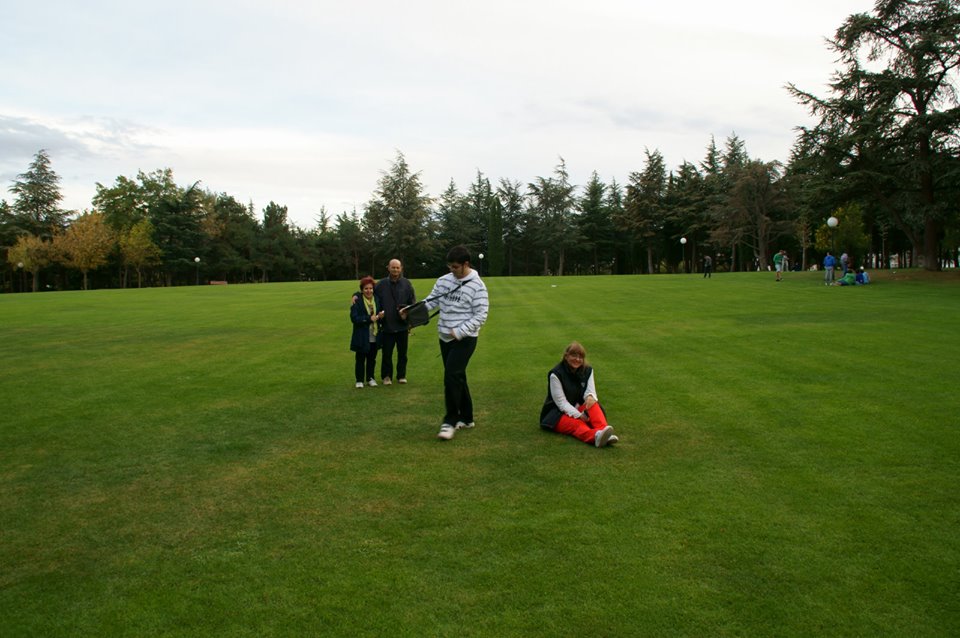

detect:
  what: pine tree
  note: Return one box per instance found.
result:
[9,149,66,238]
[789,0,960,271]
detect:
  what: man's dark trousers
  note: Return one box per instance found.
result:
[381,330,409,381]
[439,337,477,425]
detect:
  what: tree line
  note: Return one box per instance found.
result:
[3,0,958,292]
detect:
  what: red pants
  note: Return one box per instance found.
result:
[554,402,608,444]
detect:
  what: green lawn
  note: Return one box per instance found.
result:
[1,271,958,637]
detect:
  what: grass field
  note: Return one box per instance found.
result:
[1,270,959,637]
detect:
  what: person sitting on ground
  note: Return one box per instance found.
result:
[833,269,857,286]
[856,267,870,285]
[539,341,617,448]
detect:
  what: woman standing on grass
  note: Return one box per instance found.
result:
[350,276,384,388]
[539,341,617,448]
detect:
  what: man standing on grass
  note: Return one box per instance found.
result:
[375,259,416,386]
[824,252,836,285]
[774,249,786,281]
[425,245,489,441]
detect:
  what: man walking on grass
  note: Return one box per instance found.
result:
[424,245,489,441]
[774,250,787,282]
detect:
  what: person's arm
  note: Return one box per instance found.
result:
[583,370,598,409]
[423,278,446,312]
[400,281,416,319]
[451,282,489,340]
[549,373,583,419]
[350,300,369,325]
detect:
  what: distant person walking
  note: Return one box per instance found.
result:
[823,252,836,285]
[425,245,489,441]
[774,250,787,281]
[703,255,713,278]
[840,252,850,276]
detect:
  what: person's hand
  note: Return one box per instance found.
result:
[350,295,358,305]
[583,396,597,410]
[399,307,408,318]
[579,412,590,422]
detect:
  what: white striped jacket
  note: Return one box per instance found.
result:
[424,270,489,341]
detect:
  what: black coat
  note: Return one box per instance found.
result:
[350,294,382,353]
[539,361,597,430]
[375,276,416,333]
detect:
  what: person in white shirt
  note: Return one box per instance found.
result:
[424,245,489,440]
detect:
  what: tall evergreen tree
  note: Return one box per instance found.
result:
[666,162,706,272]
[8,149,66,238]
[256,202,297,282]
[334,211,366,280]
[486,197,505,277]
[495,179,526,275]
[729,160,789,268]
[435,180,473,251]
[577,171,615,274]
[788,0,960,271]
[364,152,434,269]
[527,158,576,275]
[623,149,668,273]
[150,181,205,286]
[708,135,753,270]
[465,171,493,254]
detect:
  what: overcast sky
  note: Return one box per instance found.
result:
[2,0,873,229]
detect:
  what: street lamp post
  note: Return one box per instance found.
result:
[17,261,24,293]
[827,216,839,257]
[478,252,484,276]
[680,237,687,273]
[194,257,200,285]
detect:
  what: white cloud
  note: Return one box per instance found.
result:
[1,0,873,227]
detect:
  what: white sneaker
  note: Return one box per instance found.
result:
[368,379,377,387]
[437,424,456,440]
[398,378,407,384]
[355,382,363,389]
[455,421,475,429]
[382,377,392,385]
[608,434,619,445]
[594,426,615,448]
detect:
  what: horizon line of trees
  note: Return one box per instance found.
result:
[3,0,958,293]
